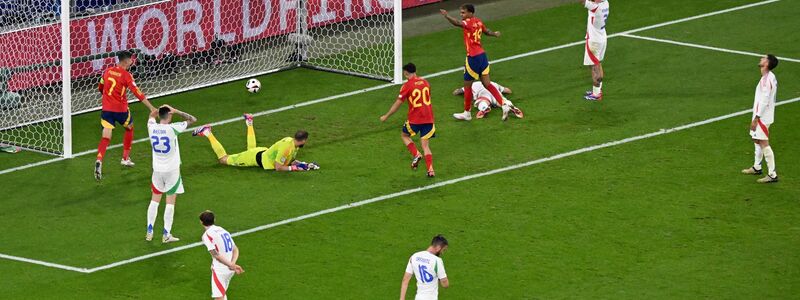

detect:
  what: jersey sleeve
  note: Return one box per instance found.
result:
[98,77,105,93]
[147,117,157,125]
[405,258,413,274]
[273,142,293,166]
[398,83,411,101]
[171,121,188,133]
[584,0,599,10]
[202,234,216,252]
[436,258,447,279]
[757,79,773,116]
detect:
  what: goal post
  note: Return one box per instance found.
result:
[1,0,411,157]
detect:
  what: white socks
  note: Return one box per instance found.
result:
[763,146,777,177]
[164,204,175,236]
[753,144,763,170]
[147,201,159,233]
[593,82,602,95]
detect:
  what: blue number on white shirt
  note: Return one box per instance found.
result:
[601,14,608,29]
[419,265,435,283]
[150,136,171,153]
[222,233,233,252]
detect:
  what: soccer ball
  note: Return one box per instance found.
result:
[246,79,261,93]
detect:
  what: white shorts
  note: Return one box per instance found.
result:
[750,121,770,141]
[211,269,235,298]
[584,39,606,66]
[415,294,438,300]
[151,169,184,195]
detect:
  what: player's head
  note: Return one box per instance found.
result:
[760,54,779,70]
[429,234,449,256]
[117,50,134,68]
[200,210,215,227]
[294,130,309,148]
[158,106,172,123]
[460,4,475,19]
[402,63,417,78]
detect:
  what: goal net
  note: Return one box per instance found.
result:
[0,0,403,157]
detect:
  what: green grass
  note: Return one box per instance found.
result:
[1,0,799,298]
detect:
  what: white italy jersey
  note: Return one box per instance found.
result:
[202,225,236,270]
[470,82,506,100]
[753,71,777,125]
[405,251,447,298]
[585,0,609,42]
[147,118,187,172]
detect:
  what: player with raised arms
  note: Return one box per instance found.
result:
[193,114,318,172]
[582,0,610,101]
[742,55,779,183]
[145,105,197,243]
[200,210,244,300]
[94,50,157,180]
[452,81,523,119]
[380,63,437,177]
[400,235,450,300]
[441,4,514,121]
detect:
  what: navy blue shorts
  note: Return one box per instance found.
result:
[100,111,132,129]
[402,121,436,139]
[464,53,490,81]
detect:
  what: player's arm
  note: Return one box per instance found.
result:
[439,9,464,28]
[231,245,239,265]
[97,77,104,94]
[440,277,450,288]
[167,105,198,126]
[209,249,244,274]
[126,73,156,112]
[483,26,501,37]
[380,98,404,122]
[752,82,772,130]
[149,108,159,119]
[399,272,413,300]
[583,0,599,10]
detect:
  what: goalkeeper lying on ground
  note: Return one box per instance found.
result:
[192,114,318,172]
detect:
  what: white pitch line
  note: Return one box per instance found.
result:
[620,33,800,63]
[0,253,90,273]
[0,0,782,176]
[9,95,800,274]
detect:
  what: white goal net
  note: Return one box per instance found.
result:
[0,0,402,156]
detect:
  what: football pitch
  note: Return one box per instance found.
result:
[2,0,799,298]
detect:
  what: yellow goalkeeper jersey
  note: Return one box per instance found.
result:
[262,137,299,170]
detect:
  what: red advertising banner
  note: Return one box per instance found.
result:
[1,0,439,91]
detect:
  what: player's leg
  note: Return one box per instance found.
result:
[757,139,778,183]
[480,74,510,121]
[419,124,436,177]
[742,141,764,175]
[95,112,116,180]
[454,57,477,121]
[584,41,605,101]
[193,125,229,164]
[162,170,183,243]
[146,180,162,242]
[244,113,256,150]
[211,269,234,300]
[402,122,422,170]
[121,111,135,167]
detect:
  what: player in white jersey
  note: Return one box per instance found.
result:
[742,55,779,183]
[453,81,524,119]
[582,0,609,101]
[145,105,196,243]
[200,211,244,300]
[400,235,449,300]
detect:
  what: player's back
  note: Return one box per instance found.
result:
[462,17,486,56]
[403,77,434,124]
[101,66,132,112]
[202,225,235,270]
[147,119,188,172]
[265,137,297,166]
[585,0,609,40]
[407,251,446,298]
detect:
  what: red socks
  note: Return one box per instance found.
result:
[463,85,473,111]
[122,127,134,160]
[96,137,110,161]
[485,83,505,106]
[424,154,433,171]
[406,142,420,157]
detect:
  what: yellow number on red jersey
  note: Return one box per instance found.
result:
[472,28,482,43]
[409,87,431,108]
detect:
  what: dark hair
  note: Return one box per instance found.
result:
[766,54,779,70]
[117,50,133,61]
[295,130,309,141]
[158,106,171,120]
[461,4,475,13]
[431,234,448,247]
[403,63,416,74]
[199,210,215,226]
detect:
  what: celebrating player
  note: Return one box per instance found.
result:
[452,81,523,119]
[193,114,318,172]
[94,50,157,180]
[200,211,244,300]
[582,0,610,101]
[440,4,511,121]
[400,235,450,300]
[380,63,437,177]
[145,105,197,243]
[741,55,779,183]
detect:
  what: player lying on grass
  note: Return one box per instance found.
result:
[452,81,523,119]
[146,105,196,244]
[193,114,318,172]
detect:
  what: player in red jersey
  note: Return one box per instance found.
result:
[380,63,437,177]
[441,4,520,121]
[94,50,156,180]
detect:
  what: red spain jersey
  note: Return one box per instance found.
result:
[398,76,434,124]
[462,17,487,57]
[98,66,145,112]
